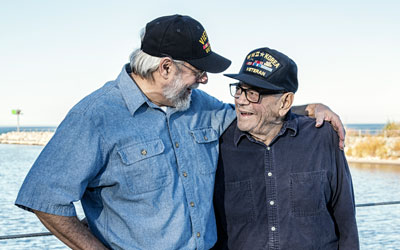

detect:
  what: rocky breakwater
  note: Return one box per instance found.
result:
[0,131,55,146]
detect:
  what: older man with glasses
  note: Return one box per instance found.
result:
[213,47,359,250]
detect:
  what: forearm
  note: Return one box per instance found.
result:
[291,103,319,116]
[34,210,108,250]
[291,104,308,116]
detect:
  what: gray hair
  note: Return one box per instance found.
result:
[129,28,184,80]
[129,49,161,80]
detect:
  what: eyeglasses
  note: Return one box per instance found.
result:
[229,83,286,103]
[178,63,206,81]
[162,53,206,82]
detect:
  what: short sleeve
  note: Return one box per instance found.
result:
[15,111,106,216]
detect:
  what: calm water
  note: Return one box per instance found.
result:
[345,123,385,131]
[0,144,84,250]
[0,144,399,249]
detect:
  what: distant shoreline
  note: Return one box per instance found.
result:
[347,157,400,166]
[0,131,54,146]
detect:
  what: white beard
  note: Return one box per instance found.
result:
[163,73,199,111]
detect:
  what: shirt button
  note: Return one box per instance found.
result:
[270,201,275,206]
[271,226,276,231]
[183,172,188,177]
[268,172,272,177]
[203,136,208,141]
[190,202,195,207]
[175,142,179,148]
[196,232,201,238]
[267,146,271,150]
[141,149,147,155]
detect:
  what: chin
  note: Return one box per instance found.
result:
[173,96,191,111]
[237,122,251,133]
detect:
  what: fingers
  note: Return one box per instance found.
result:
[335,123,346,150]
[313,103,346,150]
[313,103,328,127]
[329,114,346,151]
[315,112,325,127]
[337,126,346,150]
[339,138,345,150]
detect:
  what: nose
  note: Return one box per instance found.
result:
[198,72,208,84]
[235,91,249,105]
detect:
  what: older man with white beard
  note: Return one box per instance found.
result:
[16,15,345,250]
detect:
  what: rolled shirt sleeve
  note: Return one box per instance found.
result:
[15,110,106,216]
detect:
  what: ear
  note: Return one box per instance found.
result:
[158,57,174,79]
[278,92,294,117]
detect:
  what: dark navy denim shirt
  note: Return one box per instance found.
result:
[15,64,236,250]
[213,112,359,250]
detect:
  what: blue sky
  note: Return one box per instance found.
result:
[1,0,399,126]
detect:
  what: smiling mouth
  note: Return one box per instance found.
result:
[239,110,254,117]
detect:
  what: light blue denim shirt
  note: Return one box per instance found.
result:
[15,64,236,250]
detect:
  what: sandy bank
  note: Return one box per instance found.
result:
[347,157,400,166]
[0,131,54,146]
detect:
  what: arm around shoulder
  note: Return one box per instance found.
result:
[293,103,346,150]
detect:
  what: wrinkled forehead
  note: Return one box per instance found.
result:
[238,82,265,91]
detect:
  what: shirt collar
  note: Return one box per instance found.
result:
[233,110,299,146]
[117,64,159,116]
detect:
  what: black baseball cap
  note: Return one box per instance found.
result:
[224,47,298,93]
[141,14,231,73]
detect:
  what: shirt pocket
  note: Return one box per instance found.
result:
[190,127,219,174]
[290,170,326,217]
[224,180,256,224]
[117,139,172,195]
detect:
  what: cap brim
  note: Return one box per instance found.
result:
[187,52,231,73]
[224,73,285,91]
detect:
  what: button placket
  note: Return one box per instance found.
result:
[265,143,279,246]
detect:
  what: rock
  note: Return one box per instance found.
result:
[0,131,54,146]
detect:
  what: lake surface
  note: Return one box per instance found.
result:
[0,144,399,249]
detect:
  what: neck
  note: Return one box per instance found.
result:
[250,122,283,146]
[130,73,172,107]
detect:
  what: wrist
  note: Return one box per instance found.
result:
[305,103,318,117]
